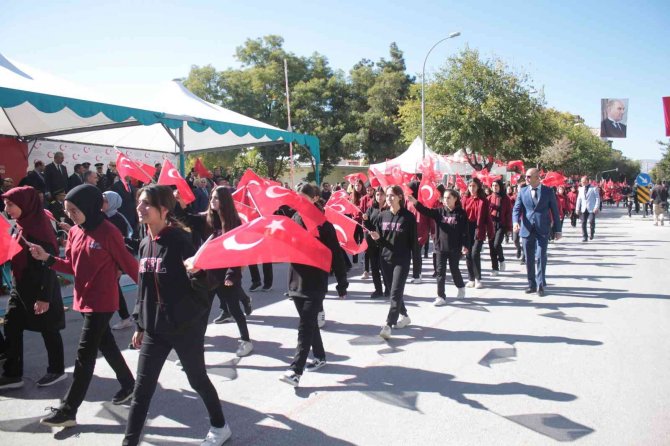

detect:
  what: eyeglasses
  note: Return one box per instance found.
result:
[525,175,533,178]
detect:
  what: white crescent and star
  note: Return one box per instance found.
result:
[333,224,348,243]
[265,219,285,235]
[222,234,263,251]
[266,185,290,198]
[167,168,181,179]
[421,185,434,201]
[330,204,346,213]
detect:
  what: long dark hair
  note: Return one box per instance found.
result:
[372,186,388,209]
[493,179,506,197]
[444,188,462,209]
[385,185,405,208]
[138,185,186,230]
[465,178,487,200]
[207,186,241,233]
[351,179,364,206]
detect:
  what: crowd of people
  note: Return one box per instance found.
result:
[0,154,668,445]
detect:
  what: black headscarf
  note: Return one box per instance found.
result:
[65,184,106,231]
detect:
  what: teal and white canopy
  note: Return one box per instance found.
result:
[0,54,320,180]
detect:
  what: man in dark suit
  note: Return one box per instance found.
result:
[68,164,85,190]
[512,168,562,296]
[18,160,47,194]
[44,151,69,196]
[600,99,627,138]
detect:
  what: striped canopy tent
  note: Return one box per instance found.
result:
[0,53,321,181]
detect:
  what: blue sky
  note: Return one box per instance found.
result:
[2,0,669,160]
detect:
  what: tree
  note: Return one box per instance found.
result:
[651,139,670,183]
[398,48,553,170]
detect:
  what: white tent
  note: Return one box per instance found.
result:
[369,137,453,173]
[0,53,322,180]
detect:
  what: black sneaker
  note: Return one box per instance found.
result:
[213,310,234,324]
[383,290,390,298]
[370,291,384,299]
[304,358,327,372]
[279,371,301,387]
[261,285,272,292]
[0,375,24,390]
[112,386,134,405]
[249,282,262,292]
[36,372,67,387]
[242,296,253,316]
[40,407,76,427]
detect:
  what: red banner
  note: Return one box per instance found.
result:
[663,97,670,137]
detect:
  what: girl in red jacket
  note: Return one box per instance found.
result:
[487,180,512,275]
[30,184,138,428]
[461,178,490,289]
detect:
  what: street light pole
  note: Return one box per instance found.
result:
[597,167,618,182]
[422,31,461,158]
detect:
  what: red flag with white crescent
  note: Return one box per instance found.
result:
[344,172,367,185]
[418,176,440,208]
[326,197,361,215]
[193,215,332,272]
[455,174,467,192]
[116,151,155,192]
[324,207,368,255]
[157,159,195,205]
[0,215,23,264]
[194,158,212,179]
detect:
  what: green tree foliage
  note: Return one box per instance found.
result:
[651,139,670,183]
[398,48,553,170]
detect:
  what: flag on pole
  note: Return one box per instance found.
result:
[194,158,213,179]
[157,159,195,205]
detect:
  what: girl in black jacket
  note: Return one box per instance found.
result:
[369,185,417,340]
[124,185,230,446]
[362,186,387,299]
[408,189,469,307]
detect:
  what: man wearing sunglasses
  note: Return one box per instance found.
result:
[512,168,562,297]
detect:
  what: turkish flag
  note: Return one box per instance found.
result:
[419,176,440,208]
[116,151,155,192]
[344,172,367,185]
[326,197,361,215]
[328,190,350,202]
[507,160,525,172]
[542,171,567,187]
[418,156,439,182]
[238,168,280,190]
[157,159,195,205]
[0,215,23,264]
[663,97,670,136]
[369,167,390,189]
[455,174,467,192]
[246,183,326,236]
[194,158,212,179]
[193,215,332,272]
[324,207,367,255]
[510,173,522,186]
[367,169,380,188]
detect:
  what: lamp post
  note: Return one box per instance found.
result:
[597,167,618,182]
[421,31,461,158]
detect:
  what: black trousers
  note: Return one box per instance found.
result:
[61,312,134,415]
[488,227,506,271]
[2,308,64,377]
[118,282,130,320]
[465,222,484,281]
[435,250,465,298]
[211,286,250,341]
[249,263,273,287]
[290,296,325,375]
[352,225,364,263]
[367,242,384,294]
[513,231,524,260]
[581,211,596,239]
[570,211,577,227]
[412,241,423,279]
[380,260,410,326]
[123,324,225,446]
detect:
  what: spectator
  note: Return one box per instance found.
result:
[67,164,84,190]
[19,160,48,194]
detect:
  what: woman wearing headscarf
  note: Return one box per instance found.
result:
[0,186,65,390]
[103,190,135,331]
[29,184,138,428]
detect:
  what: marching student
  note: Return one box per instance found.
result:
[461,178,490,289]
[125,185,231,446]
[369,185,417,340]
[29,184,137,428]
[407,189,469,306]
[487,180,512,276]
[362,186,388,299]
[280,184,348,387]
[0,186,65,390]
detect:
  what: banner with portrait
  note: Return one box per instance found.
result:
[600,98,629,138]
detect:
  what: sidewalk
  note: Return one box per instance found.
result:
[1,206,669,445]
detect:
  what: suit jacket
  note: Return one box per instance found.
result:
[513,184,561,237]
[575,185,600,213]
[18,170,47,194]
[600,119,627,138]
[44,162,69,194]
[68,172,83,191]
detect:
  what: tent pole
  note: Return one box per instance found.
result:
[283,59,294,188]
[178,125,185,176]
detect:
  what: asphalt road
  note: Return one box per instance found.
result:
[1,206,669,445]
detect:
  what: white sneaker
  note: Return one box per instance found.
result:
[466,281,476,288]
[491,270,499,277]
[379,325,392,339]
[235,340,254,357]
[499,261,506,272]
[361,271,370,279]
[411,277,422,284]
[456,287,466,298]
[475,280,483,289]
[201,423,232,446]
[317,311,325,328]
[396,315,411,328]
[433,297,447,306]
[112,318,133,330]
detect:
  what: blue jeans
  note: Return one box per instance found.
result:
[522,231,549,289]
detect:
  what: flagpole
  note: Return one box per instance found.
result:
[284,59,294,189]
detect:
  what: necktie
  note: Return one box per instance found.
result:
[532,188,538,204]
